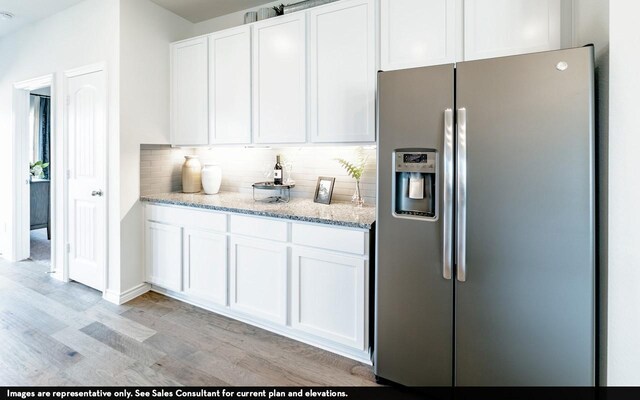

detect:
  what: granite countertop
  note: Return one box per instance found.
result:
[140,192,376,229]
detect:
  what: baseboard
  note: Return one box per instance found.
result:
[150,285,372,365]
[103,283,150,305]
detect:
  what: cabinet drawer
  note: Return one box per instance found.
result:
[292,223,366,255]
[145,204,226,232]
[229,215,288,242]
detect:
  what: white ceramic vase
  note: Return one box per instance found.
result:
[182,156,202,193]
[202,164,222,195]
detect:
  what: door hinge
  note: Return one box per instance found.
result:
[67,243,71,253]
[67,170,71,179]
[66,95,71,106]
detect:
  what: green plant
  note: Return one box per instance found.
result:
[30,160,49,179]
[336,154,368,181]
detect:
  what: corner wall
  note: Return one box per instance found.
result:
[118,0,193,297]
[607,0,640,386]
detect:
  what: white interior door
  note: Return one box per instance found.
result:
[66,68,106,291]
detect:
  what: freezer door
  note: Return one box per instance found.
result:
[375,65,454,386]
[454,47,595,386]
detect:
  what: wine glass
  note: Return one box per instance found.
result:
[262,163,273,182]
[284,160,294,185]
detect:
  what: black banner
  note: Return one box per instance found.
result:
[3,387,640,400]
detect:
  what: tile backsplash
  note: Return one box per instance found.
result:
[140,145,377,205]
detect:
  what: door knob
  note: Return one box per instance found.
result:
[91,190,104,197]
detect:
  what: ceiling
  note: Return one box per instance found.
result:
[0,0,85,38]
[149,0,277,23]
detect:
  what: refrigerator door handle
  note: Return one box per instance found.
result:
[443,109,454,280]
[456,108,468,282]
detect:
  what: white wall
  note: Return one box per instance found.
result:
[0,0,120,281]
[192,0,282,35]
[118,0,193,296]
[607,0,640,386]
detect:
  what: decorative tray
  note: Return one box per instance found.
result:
[252,182,296,190]
[252,182,295,203]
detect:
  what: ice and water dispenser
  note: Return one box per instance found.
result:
[393,149,437,220]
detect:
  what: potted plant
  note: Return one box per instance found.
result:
[336,151,368,207]
[30,160,49,180]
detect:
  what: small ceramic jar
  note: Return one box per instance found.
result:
[202,164,222,195]
[182,156,202,193]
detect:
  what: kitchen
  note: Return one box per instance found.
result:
[0,0,637,393]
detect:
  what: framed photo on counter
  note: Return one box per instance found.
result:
[314,177,335,205]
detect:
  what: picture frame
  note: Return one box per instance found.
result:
[314,176,335,205]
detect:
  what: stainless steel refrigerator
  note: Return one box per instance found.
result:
[375,47,595,386]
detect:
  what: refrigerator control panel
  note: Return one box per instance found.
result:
[396,152,436,173]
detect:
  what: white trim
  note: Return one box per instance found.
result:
[151,285,372,365]
[64,62,106,78]
[103,283,151,305]
[11,74,56,269]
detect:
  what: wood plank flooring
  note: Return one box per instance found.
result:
[0,259,378,386]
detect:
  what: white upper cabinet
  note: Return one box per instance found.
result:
[208,26,252,145]
[309,0,376,143]
[463,0,562,61]
[252,14,307,144]
[170,37,209,146]
[381,0,456,71]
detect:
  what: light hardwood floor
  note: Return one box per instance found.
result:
[0,258,378,386]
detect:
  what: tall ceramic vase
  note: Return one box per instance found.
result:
[202,164,222,195]
[182,156,202,193]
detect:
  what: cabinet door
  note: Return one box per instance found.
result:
[463,0,561,61]
[183,228,227,306]
[209,26,252,144]
[145,221,182,292]
[381,0,456,71]
[171,37,209,145]
[229,237,288,324]
[309,0,376,143]
[252,14,307,144]
[291,248,367,350]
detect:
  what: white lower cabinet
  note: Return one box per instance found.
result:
[291,248,367,350]
[183,228,227,306]
[144,204,371,362]
[145,221,182,292]
[229,236,288,325]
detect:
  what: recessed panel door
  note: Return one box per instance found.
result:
[67,68,106,291]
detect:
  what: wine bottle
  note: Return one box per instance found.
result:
[273,155,283,185]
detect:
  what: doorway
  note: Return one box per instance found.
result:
[11,75,56,273]
[11,64,108,294]
[28,86,53,267]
